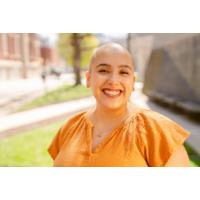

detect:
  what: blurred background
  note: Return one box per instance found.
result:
[0,33,199,166]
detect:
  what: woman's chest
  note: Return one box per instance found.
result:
[53,131,148,167]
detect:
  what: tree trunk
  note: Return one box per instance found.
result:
[72,34,82,85]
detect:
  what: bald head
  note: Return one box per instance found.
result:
[89,42,135,71]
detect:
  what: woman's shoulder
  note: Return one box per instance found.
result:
[62,110,88,128]
[131,106,190,137]
[132,106,174,125]
[56,110,89,141]
[130,107,190,166]
[128,105,184,134]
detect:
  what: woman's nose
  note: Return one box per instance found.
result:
[107,73,119,84]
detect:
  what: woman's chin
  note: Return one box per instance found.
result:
[100,102,124,111]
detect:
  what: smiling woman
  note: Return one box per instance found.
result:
[48,42,190,167]
[86,43,135,112]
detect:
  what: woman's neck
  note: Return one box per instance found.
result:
[91,104,130,128]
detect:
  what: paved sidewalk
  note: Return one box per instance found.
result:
[0,73,75,117]
[0,96,95,138]
[0,82,200,154]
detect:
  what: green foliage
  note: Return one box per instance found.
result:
[80,34,99,67]
[57,33,74,65]
[18,84,92,112]
[57,33,99,68]
[184,143,200,167]
[0,120,65,166]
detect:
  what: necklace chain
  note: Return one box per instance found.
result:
[95,127,114,137]
[92,107,130,138]
[94,114,129,138]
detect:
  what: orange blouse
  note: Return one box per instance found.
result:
[48,107,190,167]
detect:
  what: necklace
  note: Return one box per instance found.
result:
[91,107,131,138]
[94,127,114,138]
[93,113,128,138]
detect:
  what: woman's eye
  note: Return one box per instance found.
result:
[120,71,129,75]
[98,69,108,73]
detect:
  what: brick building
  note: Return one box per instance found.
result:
[0,33,42,80]
[40,37,60,67]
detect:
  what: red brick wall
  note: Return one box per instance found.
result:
[7,33,15,60]
[0,33,41,62]
[29,33,40,62]
[40,46,51,65]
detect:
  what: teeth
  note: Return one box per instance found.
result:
[103,89,121,96]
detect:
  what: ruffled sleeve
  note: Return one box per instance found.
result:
[48,126,64,160]
[135,109,190,166]
[48,111,87,160]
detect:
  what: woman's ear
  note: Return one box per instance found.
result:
[132,73,136,91]
[85,70,91,88]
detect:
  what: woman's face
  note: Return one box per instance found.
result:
[86,46,135,111]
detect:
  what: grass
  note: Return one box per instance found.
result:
[18,84,92,112]
[184,143,200,167]
[0,120,65,166]
[0,82,93,166]
[0,119,199,166]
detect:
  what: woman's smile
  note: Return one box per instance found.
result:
[102,88,123,98]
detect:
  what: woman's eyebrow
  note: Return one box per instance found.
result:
[119,65,132,70]
[96,63,133,71]
[96,63,111,68]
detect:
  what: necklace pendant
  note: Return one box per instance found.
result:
[97,133,102,137]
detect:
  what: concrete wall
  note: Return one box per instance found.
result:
[143,33,200,113]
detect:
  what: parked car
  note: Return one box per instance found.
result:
[49,67,63,77]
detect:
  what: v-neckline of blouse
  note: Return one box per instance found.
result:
[83,107,139,154]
